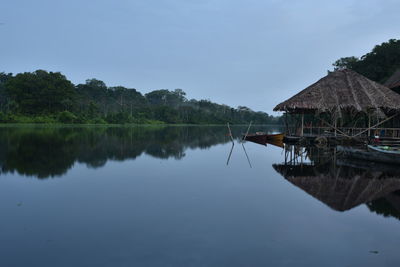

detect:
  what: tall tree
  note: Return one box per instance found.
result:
[332,39,400,83]
[6,70,75,114]
[0,72,13,112]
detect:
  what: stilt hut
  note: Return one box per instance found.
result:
[274,69,400,142]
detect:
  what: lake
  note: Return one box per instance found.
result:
[0,126,399,267]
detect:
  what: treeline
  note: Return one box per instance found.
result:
[332,38,400,90]
[0,70,280,124]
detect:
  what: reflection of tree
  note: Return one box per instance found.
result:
[367,191,400,220]
[0,126,239,179]
[0,128,77,178]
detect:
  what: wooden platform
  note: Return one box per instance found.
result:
[283,134,365,146]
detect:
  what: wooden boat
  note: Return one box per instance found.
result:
[243,132,268,145]
[243,132,284,145]
[367,145,400,154]
[266,139,284,148]
[265,133,284,142]
[337,145,400,164]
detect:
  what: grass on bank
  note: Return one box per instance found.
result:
[0,111,282,127]
[0,111,166,125]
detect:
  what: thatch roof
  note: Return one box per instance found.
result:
[274,69,400,113]
[384,69,400,89]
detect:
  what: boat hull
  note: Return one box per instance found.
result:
[243,133,284,146]
[243,134,267,145]
[338,146,400,164]
[266,133,284,142]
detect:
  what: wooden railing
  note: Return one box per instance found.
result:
[286,126,400,139]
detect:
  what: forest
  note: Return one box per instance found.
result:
[332,38,400,90]
[2,39,398,126]
[0,70,280,124]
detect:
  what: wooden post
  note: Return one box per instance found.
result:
[368,113,371,137]
[352,113,398,138]
[301,113,304,137]
[285,112,289,135]
[244,121,252,140]
[227,123,234,144]
[334,115,337,137]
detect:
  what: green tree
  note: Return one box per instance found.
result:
[0,72,13,112]
[6,70,76,114]
[332,39,400,83]
[332,56,360,71]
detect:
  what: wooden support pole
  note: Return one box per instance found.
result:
[285,112,289,135]
[244,121,252,139]
[227,123,234,144]
[301,113,304,136]
[352,113,398,138]
[368,113,371,137]
[334,116,337,137]
[317,117,352,138]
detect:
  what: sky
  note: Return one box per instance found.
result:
[1,0,400,114]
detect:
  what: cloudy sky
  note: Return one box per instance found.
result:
[1,0,400,113]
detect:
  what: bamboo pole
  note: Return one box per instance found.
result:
[244,121,252,140]
[285,112,289,135]
[317,117,352,138]
[227,123,235,144]
[242,143,252,168]
[334,116,337,137]
[352,113,398,138]
[226,143,234,166]
[368,113,371,137]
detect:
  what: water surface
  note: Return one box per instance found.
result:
[0,126,399,267]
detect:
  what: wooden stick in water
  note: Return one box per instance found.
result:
[227,122,234,144]
[244,121,252,140]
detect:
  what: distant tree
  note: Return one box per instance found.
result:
[145,89,187,107]
[76,79,109,115]
[0,72,13,112]
[171,88,187,105]
[0,69,281,124]
[76,79,108,99]
[332,56,360,70]
[5,70,75,114]
[145,89,170,105]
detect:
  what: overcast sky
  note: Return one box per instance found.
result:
[1,0,400,113]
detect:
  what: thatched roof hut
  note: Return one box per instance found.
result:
[384,69,400,89]
[274,69,400,114]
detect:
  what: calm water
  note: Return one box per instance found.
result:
[0,126,399,267]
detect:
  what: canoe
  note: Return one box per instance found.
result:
[243,133,267,145]
[243,132,284,145]
[338,145,400,164]
[266,139,284,148]
[266,133,284,142]
[367,145,400,154]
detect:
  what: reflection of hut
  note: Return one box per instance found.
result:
[273,162,400,211]
[274,69,400,141]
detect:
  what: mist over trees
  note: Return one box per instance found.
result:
[0,70,280,124]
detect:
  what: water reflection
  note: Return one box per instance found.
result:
[0,126,243,179]
[273,145,400,220]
